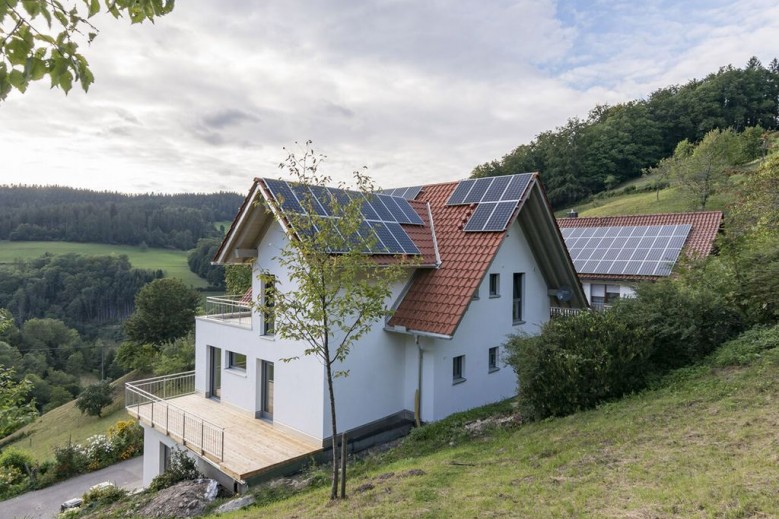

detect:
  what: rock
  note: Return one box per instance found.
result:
[214,495,256,514]
[355,483,375,493]
[376,472,395,480]
[403,469,426,477]
[139,479,221,518]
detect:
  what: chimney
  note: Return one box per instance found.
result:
[567,209,578,218]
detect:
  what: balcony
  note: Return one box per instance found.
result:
[126,372,321,481]
[549,302,610,318]
[201,295,252,329]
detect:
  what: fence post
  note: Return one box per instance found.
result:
[150,401,154,427]
[200,423,205,454]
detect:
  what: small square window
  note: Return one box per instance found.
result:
[489,273,500,297]
[488,347,499,372]
[452,355,465,384]
[228,351,246,371]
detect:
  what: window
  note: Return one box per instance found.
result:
[606,285,621,303]
[452,355,465,384]
[591,284,620,309]
[472,285,480,300]
[228,351,246,371]
[262,276,275,336]
[512,273,524,323]
[488,347,499,372]
[489,273,500,297]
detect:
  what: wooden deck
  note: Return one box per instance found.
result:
[129,394,322,481]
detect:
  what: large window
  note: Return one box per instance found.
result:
[228,351,246,371]
[452,355,466,384]
[512,273,524,323]
[262,276,275,336]
[591,284,621,309]
[489,273,500,297]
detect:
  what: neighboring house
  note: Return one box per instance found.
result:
[556,211,723,310]
[126,172,587,491]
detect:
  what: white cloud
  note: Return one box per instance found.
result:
[0,0,777,194]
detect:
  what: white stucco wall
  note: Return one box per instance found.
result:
[423,218,549,421]
[141,425,180,487]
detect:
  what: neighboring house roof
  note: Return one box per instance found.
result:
[556,211,723,282]
[214,173,588,339]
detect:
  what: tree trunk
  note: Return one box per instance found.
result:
[324,349,340,500]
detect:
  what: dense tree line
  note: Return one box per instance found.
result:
[0,253,162,334]
[187,239,226,290]
[0,186,242,250]
[473,57,779,207]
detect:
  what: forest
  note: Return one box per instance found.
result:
[473,57,779,207]
[0,187,242,250]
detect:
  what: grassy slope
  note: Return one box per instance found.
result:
[213,342,779,518]
[0,241,207,288]
[1,372,137,461]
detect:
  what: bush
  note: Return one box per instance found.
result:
[710,324,779,367]
[82,482,127,506]
[76,380,114,418]
[0,447,34,474]
[108,420,143,461]
[505,307,650,420]
[149,448,200,491]
[84,434,114,470]
[53,442,88,479]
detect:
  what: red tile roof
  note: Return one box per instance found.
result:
[388,181,517,337]
[557,211,723,281]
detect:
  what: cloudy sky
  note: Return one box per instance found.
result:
[1,0,778,194]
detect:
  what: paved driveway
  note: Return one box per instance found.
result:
[1,457,143,519]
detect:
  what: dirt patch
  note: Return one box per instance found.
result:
[464,414,522,436]
[138,479,220,518]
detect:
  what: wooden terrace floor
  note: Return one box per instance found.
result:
[129,394,322,481]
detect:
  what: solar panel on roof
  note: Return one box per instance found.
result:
[463,203,497,232]
[261,178,423,256]
[482,201,517,231]
[561,224,691,277]
[446,179,476,205]
[482,176,512,202]
[463,177,492,204]
[402,186,422,200]
[502,174,532,201]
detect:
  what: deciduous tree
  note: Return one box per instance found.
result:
[123,278,200,347]
[0,0,173,100]
[255,143,407,499]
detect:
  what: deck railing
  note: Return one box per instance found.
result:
[202,295,252,329]
[125,372,224,462]
[550,303,611,318]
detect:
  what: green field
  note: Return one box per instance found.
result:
[0,241,208,288]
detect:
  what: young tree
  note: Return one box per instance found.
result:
[0,0,174,100]
[256,143,408,499]
[0,367,37,436]
[75,379,113,417]
[671,128,741,210]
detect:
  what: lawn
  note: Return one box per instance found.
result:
[1,372,139,462]
[208,336,779,518]
[0,241,207,288]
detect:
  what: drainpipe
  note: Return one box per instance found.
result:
[415,335,423,427]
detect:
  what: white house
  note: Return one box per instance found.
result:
[557,211,722,309]
[125,172,587,491]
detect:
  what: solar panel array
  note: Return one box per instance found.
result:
[446,173,534,232]
[262,178,423,255]
[560,224,692,277]
[381,185,423,200]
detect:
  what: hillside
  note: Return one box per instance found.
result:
[209,330,778,518]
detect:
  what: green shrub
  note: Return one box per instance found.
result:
[0,447,34,474]
[53,442,88,479]
[710,324,779,367]
[505,308,650,420]
[82,483,127,506]
[149,448,200,491]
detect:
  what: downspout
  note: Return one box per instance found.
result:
[415,335,423,427]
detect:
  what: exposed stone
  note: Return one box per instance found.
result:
[402,469,426,477]
[139,479,221,518]
[355,482,375,493]
[213,495,256,514]
[376,472,395,480]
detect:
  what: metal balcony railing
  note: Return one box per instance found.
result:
[202,295,252,329]
[125,371,224,462]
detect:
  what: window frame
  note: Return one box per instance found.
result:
[488,346,499,372]
[227,351,247,372]
[489,273,500,298]
[452,355,466,384]
[512,272,524,324]
[262,276,275,336]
